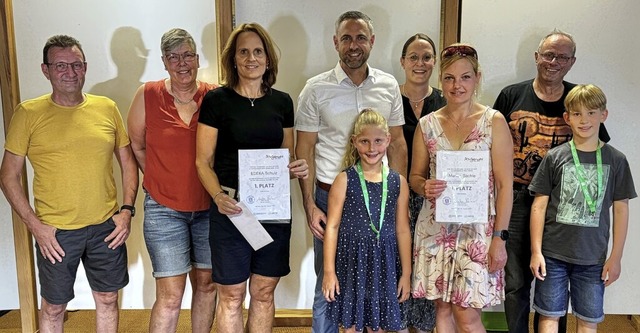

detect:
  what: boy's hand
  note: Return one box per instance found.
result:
[530,252,546,281]
[602,257,622,286]
[322,272,340,302]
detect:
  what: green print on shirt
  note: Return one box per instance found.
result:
[557,163,610,227]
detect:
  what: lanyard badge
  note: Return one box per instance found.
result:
[355,161,388,240]
[569,140,603,214]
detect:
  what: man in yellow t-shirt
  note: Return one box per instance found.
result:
[0,35,138,333]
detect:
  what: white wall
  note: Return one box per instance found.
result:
[1,0,639,314]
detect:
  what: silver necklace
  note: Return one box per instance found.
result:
[402,85,430,109]
[444,110,471,131]
[173,95,194,105]
[169,81,196,105]
[237,88,261,107]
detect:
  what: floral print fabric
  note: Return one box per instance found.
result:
[411,107,505,308]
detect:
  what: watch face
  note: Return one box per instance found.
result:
[494,230,509,240]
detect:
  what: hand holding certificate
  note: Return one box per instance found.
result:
[435,150,490,223]
[228,202,274,250]
[238,148,291,220]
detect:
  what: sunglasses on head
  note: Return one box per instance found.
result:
[441,45,478,59]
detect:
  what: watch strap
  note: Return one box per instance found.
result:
[492,230,508,240]
[120,204,135,217]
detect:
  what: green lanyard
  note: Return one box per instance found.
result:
[355,161,388,240]
[569,140,603,214]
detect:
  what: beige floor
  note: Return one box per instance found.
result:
[0,309,638,332]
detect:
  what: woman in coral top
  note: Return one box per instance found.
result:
[128,28,217,333]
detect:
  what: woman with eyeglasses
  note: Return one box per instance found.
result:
[397,33,446,333]
[127,28,218,333]
[409,43,513,332]
[195,23,308,332]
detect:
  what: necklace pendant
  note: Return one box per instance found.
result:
[250,100,254,107]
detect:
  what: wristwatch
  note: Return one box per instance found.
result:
[492,229,509,241]
[120,204,136,217]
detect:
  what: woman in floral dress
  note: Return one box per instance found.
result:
[409,44,513,333]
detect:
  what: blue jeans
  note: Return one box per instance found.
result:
[143,193,211,278]
[312,186,339,333]
[505,186,567,333]
[533,257,605,323]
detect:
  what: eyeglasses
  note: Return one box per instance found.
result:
[441,45,478,59]
[404,54,434,64]
[539,52,573,65]
[46,61,86,72]
[164,52,197,64]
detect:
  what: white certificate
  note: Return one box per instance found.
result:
[435,150,490,224]
[228,202,274,251]
[238,148,291,220]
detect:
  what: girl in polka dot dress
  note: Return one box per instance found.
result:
[322,109,412,332]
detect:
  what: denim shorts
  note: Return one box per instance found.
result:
[36,217,129,305]
[143,192,212,278]
[533,256,605,323]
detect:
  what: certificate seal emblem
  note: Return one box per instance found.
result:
[442,196,452,205]
[247,195,255,204]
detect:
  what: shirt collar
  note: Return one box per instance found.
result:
[332,62,373,86]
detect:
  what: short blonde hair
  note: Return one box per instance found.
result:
[564,84,607,112]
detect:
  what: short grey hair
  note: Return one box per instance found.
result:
[335,11,374,35]
[160,28,196,54]
[538,29,576,56]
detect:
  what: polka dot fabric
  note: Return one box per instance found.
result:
[326,166,403,331]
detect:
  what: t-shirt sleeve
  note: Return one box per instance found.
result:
[198,89,219,128]
[388,82,405,127]
[598,123,611,143]
[4,104,30,156]
[283,92,294,128]
[612,153,638,201]
[112,103,130,148]
[294,82,319,132]
[492,89,511,116]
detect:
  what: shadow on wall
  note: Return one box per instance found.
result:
[360,4,392,76]
[198,21,219,85]
[90,26,148,118]
[88,26,154,307]
[267,14,313,308]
